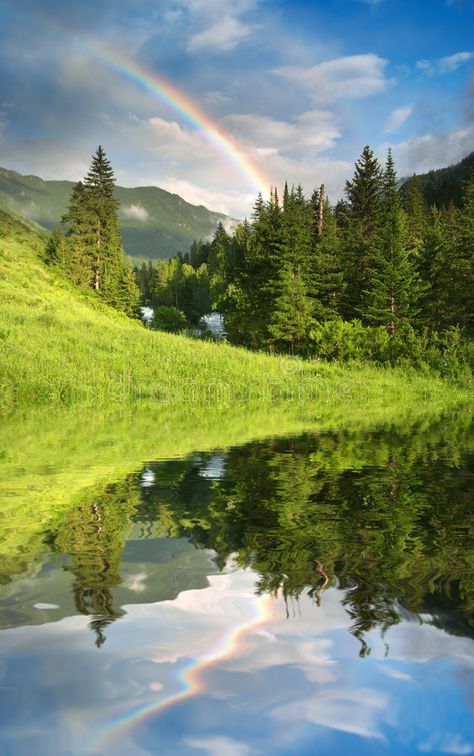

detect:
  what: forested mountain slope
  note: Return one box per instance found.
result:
[0,166,234,261]
[401,152,474,208]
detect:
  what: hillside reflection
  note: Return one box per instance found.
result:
[23,413,472,651]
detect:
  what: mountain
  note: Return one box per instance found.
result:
[401,152,474,208]
[0,166,236,261]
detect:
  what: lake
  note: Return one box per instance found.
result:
[0,408,472,755]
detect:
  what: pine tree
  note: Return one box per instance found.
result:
[43,227,67,269]
[402,174,426,250]
[312,201,344,320]
[343,146,383,318]
[268,265,314,354]
[239,191,282,348]
[453,173,474,331]
[82,145,123,297]
[62,147,139,315]
[61,181,97,286]
[419,206,453,330]
[269,184,314,348]
[363,150,423,333]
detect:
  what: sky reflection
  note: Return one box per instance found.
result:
[0,568,472,756]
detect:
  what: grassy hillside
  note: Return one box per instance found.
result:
[0,166,235,260]
[0,205,471,413]
[401,152,474,208]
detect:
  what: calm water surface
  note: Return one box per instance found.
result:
[0,414,472,755]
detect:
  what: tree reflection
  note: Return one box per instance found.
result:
[50,414,473,650]
[50,477,140,646]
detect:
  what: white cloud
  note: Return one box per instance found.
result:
[183,0,260,53]
[384,105,413,133]
[203,90,232,105]
[273,54,394,103]
[188,17,258,52]
[439,51,474,72]
[121,204,149,222]
[416,51,473,75]
[388,122,474,175]
[272,687,389,740]
[159,178,252,217]
[223,110,341,155]
[419,732,473,754]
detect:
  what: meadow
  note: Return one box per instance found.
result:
[0,207,471,413]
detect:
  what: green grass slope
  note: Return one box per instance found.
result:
[0,166,235,260]
[0,206,470,413]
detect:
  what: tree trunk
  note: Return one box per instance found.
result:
[95,218,101,291]
[318,185,325,236]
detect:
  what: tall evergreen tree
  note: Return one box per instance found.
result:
[43,227,67,269]
[419,206,453,330]
[60,147,139,315]
[311,201,344,320]
[402,174,426,250]
[453,173,474,331]
[363,150,423,333]
[343,146,383,318]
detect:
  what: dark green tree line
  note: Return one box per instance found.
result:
[173,146,472,367]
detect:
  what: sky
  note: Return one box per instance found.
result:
[0,0,473,217]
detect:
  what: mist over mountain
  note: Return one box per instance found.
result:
[0,167,236,262]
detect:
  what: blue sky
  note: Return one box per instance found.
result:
[0,0,473,216]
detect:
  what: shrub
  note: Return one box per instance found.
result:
[151,306,187,333]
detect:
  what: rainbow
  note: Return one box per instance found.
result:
[85,589,273,753]
[0,1,271,197]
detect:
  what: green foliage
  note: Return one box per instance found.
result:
[50,147,140,316]
[309,318,473,378]
[152,305,188,333]
[268,266,314,353]
[177,146,472,370]
[311,201,345,319]
[147,257,211,326]
[401,151,474,209]
[342,145,383,317]
[362,150,424,332]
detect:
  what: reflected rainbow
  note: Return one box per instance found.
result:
[86,591,272,753]
[0,1,271,196]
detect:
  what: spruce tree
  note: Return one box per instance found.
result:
[270,185,313,348]
[268,265,314,354]
[453,173,474,331]
[43,227,67,269]
[343,146,383,318]
[312,201,344,320]
[62,147,139,315]
[363,150,423,333]
[402,174,426,250]
[419,206,452,330]
[61,181,97,286]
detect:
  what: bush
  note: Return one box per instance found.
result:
[308,319,473,381]
[151,306,187,333]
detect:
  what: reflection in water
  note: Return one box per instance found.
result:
[31,415,472,651]
[89,572,272,755]
[0,412,472,754]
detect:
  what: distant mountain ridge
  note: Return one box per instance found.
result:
[0,166,237,261]
[401,152,474,208]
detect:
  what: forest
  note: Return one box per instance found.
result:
[45,145,473,376]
